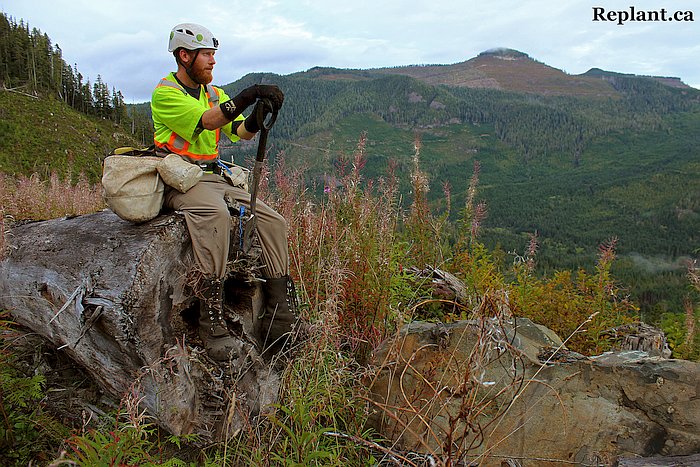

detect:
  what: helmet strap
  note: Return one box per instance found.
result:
[185,49,202,84]
[175,49,203,85]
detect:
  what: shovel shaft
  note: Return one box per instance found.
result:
[243,98,278,254]
[249,98,277,214]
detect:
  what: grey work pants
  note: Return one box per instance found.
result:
[164,173,289,280]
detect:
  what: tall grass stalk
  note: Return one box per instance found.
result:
[680,260,699,359]
[0,209,6,258]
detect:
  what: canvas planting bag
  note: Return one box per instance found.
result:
[219,160,250,191]
[157,153,203,193]
[101,147,165,223]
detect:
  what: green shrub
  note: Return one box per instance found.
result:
[0,313,69,466]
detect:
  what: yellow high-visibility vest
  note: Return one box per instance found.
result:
[151,73,243,163]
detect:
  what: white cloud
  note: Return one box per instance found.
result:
[2,0,698,101]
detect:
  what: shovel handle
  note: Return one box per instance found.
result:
[255,98,278,132]
[253,99,277,163]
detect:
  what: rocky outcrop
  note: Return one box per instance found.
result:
[368,318,699,466]
[618,453,700,466]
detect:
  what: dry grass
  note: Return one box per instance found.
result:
[0,171,104,259]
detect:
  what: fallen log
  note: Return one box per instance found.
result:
[0,209,279,442]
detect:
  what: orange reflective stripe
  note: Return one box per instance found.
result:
[205,84,220,106]
[208,87,221,154]
[155,139,218,161]
[167,131,189,151]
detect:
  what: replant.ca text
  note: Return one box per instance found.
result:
[592,6,694,25]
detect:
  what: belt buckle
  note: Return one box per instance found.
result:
[198,162,214,173]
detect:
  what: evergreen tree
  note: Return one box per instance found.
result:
[0,12,150,136]
[93,75,110,118]
[111,87,126,124]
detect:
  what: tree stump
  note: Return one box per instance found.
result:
[0,210,279,442]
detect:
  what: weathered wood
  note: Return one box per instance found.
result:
[0,210,279,442]
[408,266,468,304]
[602,322,672,358]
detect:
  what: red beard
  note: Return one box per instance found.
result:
[191,65,213,85]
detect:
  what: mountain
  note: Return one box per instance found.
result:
[371,48,619,97]
[291,48,692,98]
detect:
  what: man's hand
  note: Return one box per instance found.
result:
[254,85,284,110]
[220,84,284,121]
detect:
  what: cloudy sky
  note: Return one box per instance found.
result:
[2,0,698,103]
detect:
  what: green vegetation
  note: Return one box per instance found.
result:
[2,144,700,466]
[0,91,142,181]
[2,143,695,464]
[0,12,152,180]
[0,313,70,466]
[216,67,700,321]
[0,10,698,465]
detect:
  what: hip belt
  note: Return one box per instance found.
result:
[198,162,223,175]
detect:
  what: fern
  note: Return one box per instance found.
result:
[0,312,67,466]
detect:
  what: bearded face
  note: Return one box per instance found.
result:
[180,48,215,85]
[190,49,215,84]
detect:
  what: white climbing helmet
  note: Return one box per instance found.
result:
[168,23,219,52]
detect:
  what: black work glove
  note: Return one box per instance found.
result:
[220,84,284,121]
[243,98,278,134]
[243,112,260,133]
[254,84,284,110]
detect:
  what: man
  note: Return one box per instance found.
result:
[151,23,296,360]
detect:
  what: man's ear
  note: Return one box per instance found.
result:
[178,49,192,66]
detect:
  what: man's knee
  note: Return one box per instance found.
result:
[269,210,288,236]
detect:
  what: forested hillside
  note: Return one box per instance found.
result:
[220,63,700,319]
[0,12,152,177]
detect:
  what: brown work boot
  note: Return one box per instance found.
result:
[197,278,237,361]
[259,276,300,356]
